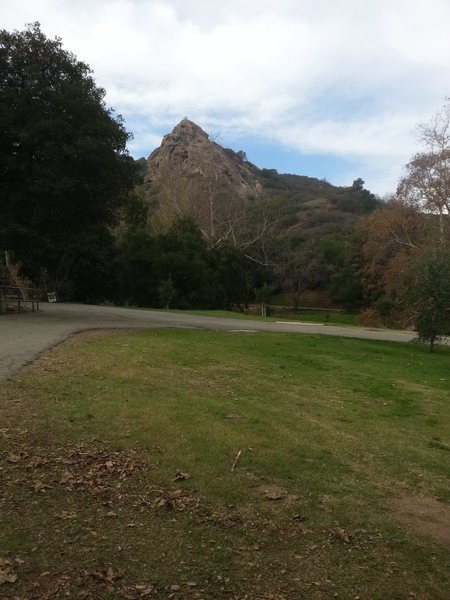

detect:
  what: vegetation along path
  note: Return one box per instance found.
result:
[0,302,418,381]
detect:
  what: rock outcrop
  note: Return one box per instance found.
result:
[146,119,261,199]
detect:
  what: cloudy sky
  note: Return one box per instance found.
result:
[2,0,450,196]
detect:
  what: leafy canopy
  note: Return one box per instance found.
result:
[0,23,136,286]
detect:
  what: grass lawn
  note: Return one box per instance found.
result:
[1,329,449,599]
[160,308,358,327]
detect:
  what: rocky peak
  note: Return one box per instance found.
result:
[146,119,261,198]
[169,118,209,142]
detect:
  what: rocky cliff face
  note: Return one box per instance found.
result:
[146,119,261,199]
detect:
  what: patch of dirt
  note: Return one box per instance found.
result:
[386,495,450,548]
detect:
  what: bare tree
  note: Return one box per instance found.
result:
[149,160,273,265]
[397,98,450,243]
[148,168,200,234]
[274,249,323,310]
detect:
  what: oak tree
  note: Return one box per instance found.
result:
[0,23,136,293]
[408,246,450,352]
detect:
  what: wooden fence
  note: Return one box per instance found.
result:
[0,285,41,314]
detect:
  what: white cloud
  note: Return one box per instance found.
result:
[2,0,450,194]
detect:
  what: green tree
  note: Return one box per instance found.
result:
[408,246,450,352]
[57,226,118,303]
[330,266,363,311]
[0,23,136,294]
[328,178,380,214]
[154,216,215,309]
[210,244,250,310]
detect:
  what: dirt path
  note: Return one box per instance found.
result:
[0,302,417,381]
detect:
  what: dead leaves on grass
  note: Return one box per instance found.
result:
[34,445,140,498]
[2,433,203,519]
[0,564,157,599]
[2,440,143,502]
[1,436,207,598]
[4,431,431,599]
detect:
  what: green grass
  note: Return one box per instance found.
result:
[275,310,357,326]
[1,330,449,599]
[158,307,358,326]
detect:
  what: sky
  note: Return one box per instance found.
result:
[2,0,450,197]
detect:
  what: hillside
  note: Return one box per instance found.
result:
[130,119,383,310]
[141,119,381,244]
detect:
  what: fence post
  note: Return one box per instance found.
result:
[0,288,6,314]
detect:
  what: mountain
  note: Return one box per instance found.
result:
[139,119,381,263]
[125,120,384,310]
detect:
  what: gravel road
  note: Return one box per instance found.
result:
[0,302,417,381]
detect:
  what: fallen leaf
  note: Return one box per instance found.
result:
[0,569,17,584]
[59,471,74,484]
[329,527,352,543]
[174,472,190,481]
[266,492,284,501]
[59,511,77,520]
[6,453,20,463]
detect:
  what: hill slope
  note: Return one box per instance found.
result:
[141,119,380,244]
[135,120,382,309]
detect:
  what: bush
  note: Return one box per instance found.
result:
[356,308,382,327]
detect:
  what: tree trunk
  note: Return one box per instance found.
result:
[438,210,445,245]
[0,288,6,314]
[5,251,30,300]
